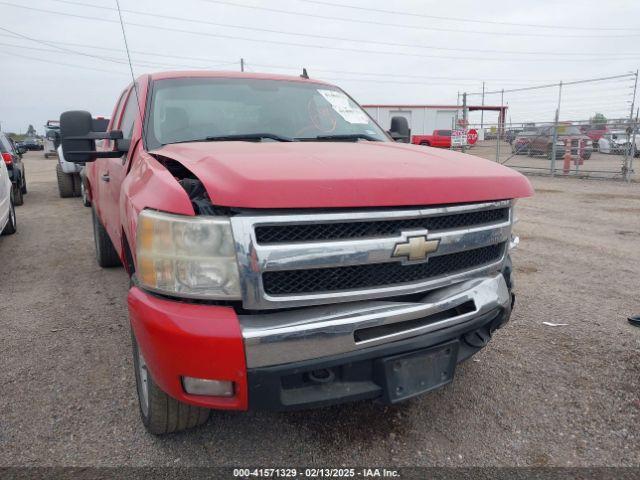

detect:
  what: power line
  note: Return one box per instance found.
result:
[198,0,640,39]
[0,32,567,84]
[5,1,640,63]
[125,20,640,63]
[0,40,235,70]
[468,73,637,95]
[0,32,239,66]
[0,49,126,75]
[41,0,640,58]
[298,0,639,32]
[0,24,131,66]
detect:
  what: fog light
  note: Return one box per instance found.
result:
[182,377,234,397]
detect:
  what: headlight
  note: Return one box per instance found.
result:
[136,210,241,299]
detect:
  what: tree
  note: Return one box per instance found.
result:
[26,124,36,137]
[590,113,607,128]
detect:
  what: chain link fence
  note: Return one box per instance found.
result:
[458,72,639,181]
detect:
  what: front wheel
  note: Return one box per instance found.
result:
[131,332,210,435]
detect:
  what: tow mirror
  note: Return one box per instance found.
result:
[389,116,411,143]
[60,110,124,163]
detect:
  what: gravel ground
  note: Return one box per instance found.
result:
[1,152,639,467]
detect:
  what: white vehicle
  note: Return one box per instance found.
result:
[598,130,639,155]
[56,144,83,198]
[0,157,16,236]
[43,120,60,158]
[56,116,109,200]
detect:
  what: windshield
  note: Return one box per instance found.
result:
[146,77,388,149]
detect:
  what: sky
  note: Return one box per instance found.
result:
[1,0,639,134]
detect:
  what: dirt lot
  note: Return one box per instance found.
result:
[1,152,639,467]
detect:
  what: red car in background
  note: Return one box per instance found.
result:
[412,129,453,148]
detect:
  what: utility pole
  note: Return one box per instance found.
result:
[461,92,468,153]
[623,69,638,182]
[240,58,245,72]
[480,81,485,130]
[550,81,563,176]
[496,89,504,162]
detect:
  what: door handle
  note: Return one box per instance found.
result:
[101,172,110,182]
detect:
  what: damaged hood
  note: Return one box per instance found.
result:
[151,141,533,209]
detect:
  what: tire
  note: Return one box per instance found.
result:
[21,169,27,194]
[527,146,533,157]
[421,142,431,146]
[56,164,76,198]
[44,153,49,159]
[12,183,23,206]
[72,173,82,197]
[131,332,210,435]
[81,181,91,207]
[1,197,16,235]
[92,207,121,268]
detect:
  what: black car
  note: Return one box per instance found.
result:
[0,133,27,205]
[22,137,43,150]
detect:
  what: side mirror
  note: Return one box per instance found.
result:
[60,110,123,163]
[17,146,27,155]
[389,116,411,143]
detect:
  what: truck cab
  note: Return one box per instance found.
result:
[60,71,532,434]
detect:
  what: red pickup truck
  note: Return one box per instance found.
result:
[60,71,532,434]
[412,129,453,148]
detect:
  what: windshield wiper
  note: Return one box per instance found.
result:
[300,133,381,142]
[205,133,294,142]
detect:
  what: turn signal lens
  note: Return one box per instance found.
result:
[182,377,234,397]
[136,210,241,299]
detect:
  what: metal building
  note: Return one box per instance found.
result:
[363,104,507,137]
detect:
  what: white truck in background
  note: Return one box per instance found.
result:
[56,117,108,201]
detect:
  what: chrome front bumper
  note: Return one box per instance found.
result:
[239,273,510,368]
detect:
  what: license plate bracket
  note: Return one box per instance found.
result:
[376,341,459,403]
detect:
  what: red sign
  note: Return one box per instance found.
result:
[467,129,478,145]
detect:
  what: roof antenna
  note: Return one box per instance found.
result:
[114,0,143,121]
[300,68,309,79]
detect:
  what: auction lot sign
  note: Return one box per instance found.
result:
[451,129,467,147]
[452,129,478,147]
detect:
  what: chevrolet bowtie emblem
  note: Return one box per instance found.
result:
[392,235,440,262]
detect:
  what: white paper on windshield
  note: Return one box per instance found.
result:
[318,89,369,124]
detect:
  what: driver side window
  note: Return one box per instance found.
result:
[119,85,140,141]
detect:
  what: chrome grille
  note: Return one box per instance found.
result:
[230,201,512,310]
[263,243,506,295]
[255,208,509,244]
